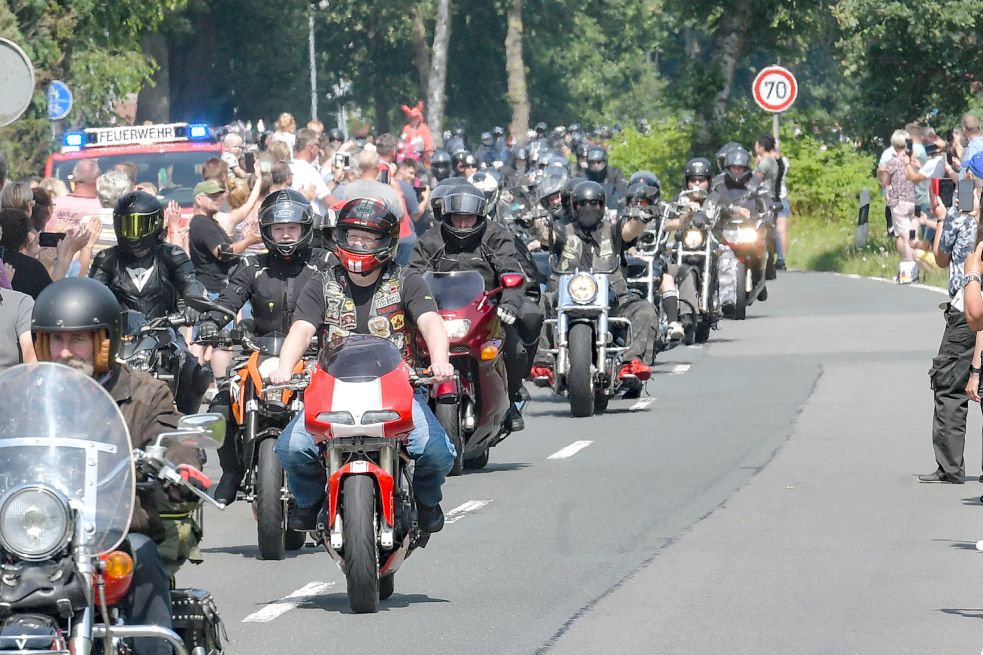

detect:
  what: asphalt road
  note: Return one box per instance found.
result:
[179,271,979,654]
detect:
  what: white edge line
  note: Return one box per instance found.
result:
[828,271,948,295]
[548,440,594,460]
[445,499,492,524]
[242,581,335,623]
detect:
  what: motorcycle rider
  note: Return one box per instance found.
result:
[409,183,543,432]
[577,146,627,209]
[269,198,456,534]
[31,278,207,655]
[198,189,333,505]
[88,190,213,413]
[548,180,659,381]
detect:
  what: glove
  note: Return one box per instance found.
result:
[497,304,518,325]
[178,464,212,492]
[197,320,220,341]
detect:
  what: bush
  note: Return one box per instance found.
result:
[607,120,694,194]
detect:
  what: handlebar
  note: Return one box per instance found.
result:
[132,449,226,510]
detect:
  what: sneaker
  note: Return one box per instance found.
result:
[505,403,525,432]
[289,496,325,531]
[416,501,444,533]
[617,360,652,382]
[668,321,684,341]
[529,365,553,387]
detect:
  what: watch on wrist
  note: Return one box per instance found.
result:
[972,365,982,375]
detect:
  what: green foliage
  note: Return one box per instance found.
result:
[607,121,694,196]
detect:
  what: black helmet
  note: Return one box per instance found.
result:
[431,150,452,181]
[627,171,661,205]
[258,188,315,261]
[32,278,123,375]
[560,176,581,216]
[723,147,752,188]
[535,122,548,136]
[537,169,568,218]
[716,141,742,174]
[571,180,606,230]
[327,127,345,142]
[585,146,608,182]
[440,183,489,249]
[334,198,400,274]
[429,176,466,224]
[113,191,164,257]
[451,126,466,138]
[684,157,713,184]
[452,150,478,171]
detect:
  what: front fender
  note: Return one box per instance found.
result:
[328,461,395,528]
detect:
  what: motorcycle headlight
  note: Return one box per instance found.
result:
[0,485,73,561]
[683,229,705,249]
[442,319,471,339]
[567,273,598,304]
[737,227,759,243]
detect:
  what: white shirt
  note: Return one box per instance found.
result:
[290,158,330,216]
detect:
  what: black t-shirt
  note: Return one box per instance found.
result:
[293,269,438,332]
[5,250,52,300]
[188,214,234,292]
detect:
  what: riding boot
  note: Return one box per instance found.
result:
[210,386,242,505]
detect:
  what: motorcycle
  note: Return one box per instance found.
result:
[544,258,632,417]
[672,191,721,343]
[711,189,770,320]
[266,335,436,613]
[421,270,524,474]
[119,308,213,414]
[0,363,226,655]
[196,327,309,560]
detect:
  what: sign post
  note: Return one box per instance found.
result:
[752,65,798,145]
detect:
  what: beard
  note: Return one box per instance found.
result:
[55,355,95,378]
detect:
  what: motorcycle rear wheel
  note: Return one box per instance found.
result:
[255,439,287,561]
[436,403,464,476]
[343,475,380,613]
[567,323,595,417]
[733,262,748,321]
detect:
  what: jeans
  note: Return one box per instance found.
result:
[122,534,173,655]
[275,388,455,508]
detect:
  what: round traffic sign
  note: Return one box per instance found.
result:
[48,80,73,121]
[752,66,797,113]
[0,38,35,127]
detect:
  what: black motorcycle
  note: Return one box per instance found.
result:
[120,307,212,413]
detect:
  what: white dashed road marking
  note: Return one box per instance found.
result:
[242,581,336,623]
[630,398,654,411]
[669,364,691,375]
[445,499,493,524]
[548,441,594,460]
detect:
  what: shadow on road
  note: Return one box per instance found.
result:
[938,608,983,619]
[297,592,449,614]
[200,543,314,559]
[463,461,531,475]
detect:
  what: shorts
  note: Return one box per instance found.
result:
[890,200,917,239]
[776,198,790,219]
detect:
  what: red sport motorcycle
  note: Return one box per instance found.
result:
[420,270,526,474]
[267,335,434,614]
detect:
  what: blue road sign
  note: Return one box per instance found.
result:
[48,80,72,121]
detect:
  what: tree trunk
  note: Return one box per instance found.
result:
[365,16,390,134]
[504,0,529,145]
[693,0,750,150]
[411,3,430,95]
[426,0,451,141]
[137,32,170,123]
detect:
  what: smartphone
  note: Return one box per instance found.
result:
[38,232,66,248]
[908,228,917,242]
[958,178,976,213]
[924,143,939,157]
[0,245,5,261]
[243,151,256,174]
[905,138,913,157]
[334,152,349,169]
[939,178,956,208]
[378,167,389,184]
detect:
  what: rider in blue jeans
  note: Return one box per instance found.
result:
[269,198,455,534]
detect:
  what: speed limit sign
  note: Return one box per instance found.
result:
[752,66,797,113]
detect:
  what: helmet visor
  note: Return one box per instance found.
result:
[444,192,487,217]
[117,212,162,240]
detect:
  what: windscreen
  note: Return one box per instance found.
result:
[318,335,403,382]
[423,270,485,310]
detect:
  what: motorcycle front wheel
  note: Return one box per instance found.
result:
[436,402,464,476]
[733,262,748,321]
[567,323,595,417]
[343,475,380,613]
[256,438,287,560]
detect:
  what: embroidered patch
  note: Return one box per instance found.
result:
[390,313,405,331]
[368,315,391,338]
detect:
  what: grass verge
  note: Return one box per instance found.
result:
[785,213,948,289]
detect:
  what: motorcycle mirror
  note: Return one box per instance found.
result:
[173,412,226,449]
[501,273,525,289]
[185,296,235,322]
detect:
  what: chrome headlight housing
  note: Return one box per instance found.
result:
[0,485,73,561]
[683,229,705,249]
[442,319,472,339]
[567,273,599,305]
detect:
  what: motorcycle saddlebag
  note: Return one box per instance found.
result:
[170,588,226,655]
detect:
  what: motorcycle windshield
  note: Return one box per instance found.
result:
[318,335,403,382]
[422,270,486,310]
[120,310,149,359]
[0,363,134,555]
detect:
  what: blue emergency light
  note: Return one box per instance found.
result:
[63,132,84,148]
[188,124,209,140]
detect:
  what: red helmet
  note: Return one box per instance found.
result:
[334,198,400,273]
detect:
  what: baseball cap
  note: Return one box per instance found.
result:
[194,180,225,196]
[967,152,983,179]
